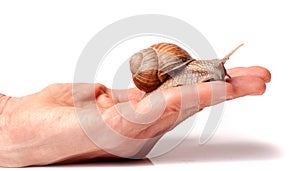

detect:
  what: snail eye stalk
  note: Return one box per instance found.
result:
[221,43,244,64]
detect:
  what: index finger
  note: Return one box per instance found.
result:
[227,66,271,83]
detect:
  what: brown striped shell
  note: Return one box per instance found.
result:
[129,43,195,93]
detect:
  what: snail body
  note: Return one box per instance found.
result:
[130,43,243,93]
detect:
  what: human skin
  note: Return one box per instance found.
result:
[0,66,271,167]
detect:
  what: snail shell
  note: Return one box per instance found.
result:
[130,43,194,92]
[130,42,243,93]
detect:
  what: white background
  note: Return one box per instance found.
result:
[0,0,299,170]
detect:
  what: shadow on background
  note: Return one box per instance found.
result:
[49,136,282,167]
[50,158,153,167]
[150,137,283,163]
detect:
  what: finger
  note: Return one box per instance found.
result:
[73,83,112,106]
[94,84,144,109]
[73,83,103,102]
[227,66,271,83]
[228,76,267,98]
[110,88,145,103]
[162,75,266,121]
[163,81,232,112]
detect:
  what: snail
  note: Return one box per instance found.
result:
[129,43,243,93]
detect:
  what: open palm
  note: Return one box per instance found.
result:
[0,66,270,167]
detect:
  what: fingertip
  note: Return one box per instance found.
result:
[94,83,109,95]
[227,66,272,83]
[251,77,267,95]
[228,76,267,98]
[245,66,271,83]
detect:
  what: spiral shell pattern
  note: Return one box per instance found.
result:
[130,43,194,93]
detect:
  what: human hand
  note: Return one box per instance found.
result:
[0,66,271,167]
